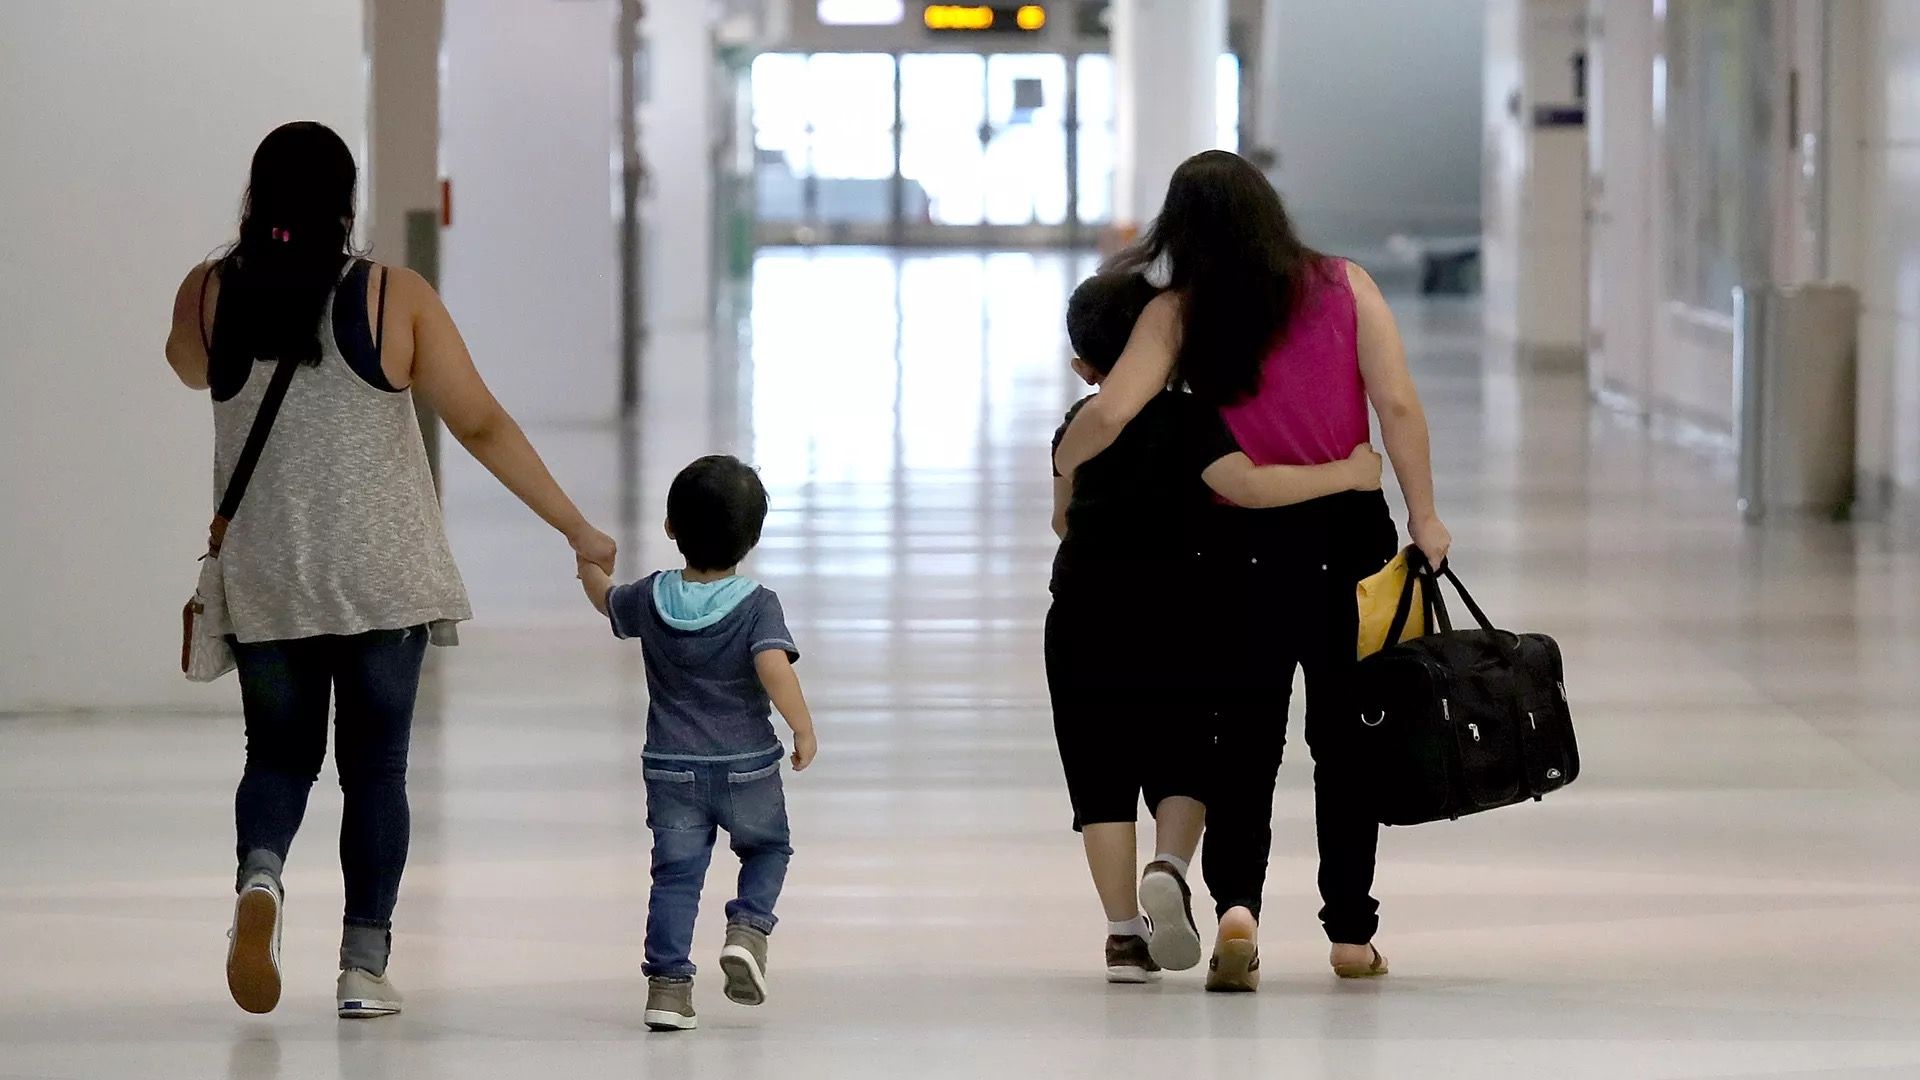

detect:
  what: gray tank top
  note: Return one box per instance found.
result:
[211,265,471,644]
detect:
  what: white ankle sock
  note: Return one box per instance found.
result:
[1108,916,1149,938]
[1152,853,1191,879]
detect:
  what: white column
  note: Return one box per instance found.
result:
[364,0,444,269]
[1584,0,1656,405]
[1112,0,1227,233]
[441,0,621,426]
[1481,0,1588,368]
[641,0,717,330]
[0,2,365,711]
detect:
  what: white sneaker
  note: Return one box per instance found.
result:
[1139,860,1202,972]
[337,968,404,1019]
[226,876,283,1015]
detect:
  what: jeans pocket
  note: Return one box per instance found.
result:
[724,760,789,844]
[643,768,702,830]
[726,761,781,785]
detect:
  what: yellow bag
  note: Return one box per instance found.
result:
[1356,547,1426,658]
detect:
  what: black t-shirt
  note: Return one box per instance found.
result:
[1050,391,1241,593]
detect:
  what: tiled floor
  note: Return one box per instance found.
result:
[4,249,1919,1078]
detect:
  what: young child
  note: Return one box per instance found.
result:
[1047,271,1381,983]
[577,454,818,1033]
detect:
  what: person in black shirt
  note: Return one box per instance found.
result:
[1045,271,1381,983]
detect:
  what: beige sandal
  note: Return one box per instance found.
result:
[1331,944,1389,979]
[1206,938,1261,992]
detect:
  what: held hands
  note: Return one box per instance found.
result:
[1346,444,1384,492]
[569,523,617,575]
[789,729,818,772]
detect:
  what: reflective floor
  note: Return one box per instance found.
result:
[5,249,1920,1078]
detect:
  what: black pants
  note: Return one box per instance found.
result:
[231,626,427,933]
[1199,492,1397,945]
[1045,585,1208,831]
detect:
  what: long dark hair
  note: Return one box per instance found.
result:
[211,122,358,366]
[1105,150,1327,406]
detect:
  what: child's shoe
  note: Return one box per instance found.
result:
[719,924,770,1006]
[1104,934,1162,984]
[337,968,404,1018]
[645,976,698,1031]
[1138,860,1202,971]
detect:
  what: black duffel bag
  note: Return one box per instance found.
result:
[1353,552,1578,826]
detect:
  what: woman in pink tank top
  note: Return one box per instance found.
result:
[1054,151,1451,989]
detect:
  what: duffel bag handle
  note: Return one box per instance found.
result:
[1429,562,1497,636]
[1381,545,1451,648]
[1409,552,1520,661]
[1382,547,1422,648]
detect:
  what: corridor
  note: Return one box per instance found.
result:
[4,250,1919,1077]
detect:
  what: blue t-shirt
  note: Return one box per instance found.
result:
[606,571,800,761]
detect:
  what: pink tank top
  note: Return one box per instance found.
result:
[1217,259,1369,467]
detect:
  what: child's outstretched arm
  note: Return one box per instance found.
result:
[754,651,818,771]
[577,557,614,616]
[1202,444,1383,509]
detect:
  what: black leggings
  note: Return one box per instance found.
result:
[1200,492,1397,945]
[231,626,427,933]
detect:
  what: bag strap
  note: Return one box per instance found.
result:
[1381,546,1425,648]
[1432,563,1497,634]
[1425,568,1455,634]
[1418,558,1523,665]
[206,357,300,556]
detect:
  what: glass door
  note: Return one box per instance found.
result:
[899,53,988,231]
[899,53,1070,244]
[983,54,1069,230]
[749,48,1243,246]
[752,53,897,242]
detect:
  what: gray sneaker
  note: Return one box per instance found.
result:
[645,977,698,1031]
[718,924,770,1006]
[337,968,404,1019]
[226,873,283,1015]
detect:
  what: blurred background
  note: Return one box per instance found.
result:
[2,2,1918,1076]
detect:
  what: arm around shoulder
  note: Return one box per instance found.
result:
[1052,292,1182,474]
[1201,446,1378,509]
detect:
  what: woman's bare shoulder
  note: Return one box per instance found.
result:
[1342,258,1383,298]
[171,260,220,326]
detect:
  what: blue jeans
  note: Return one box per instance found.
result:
[642,748,792,978]
[231,626,427,943]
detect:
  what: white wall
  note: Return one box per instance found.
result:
[441,0,621,425]
[643,0,718,330]
[1585,0,1656,408]
[1481,0,1587,361]
[1839,1,1920,504]
[0,2,365,713]
[1265,0,1485,254]
[1113,0,1228,228]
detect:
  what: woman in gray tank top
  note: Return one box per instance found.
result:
[163,122,617,1019]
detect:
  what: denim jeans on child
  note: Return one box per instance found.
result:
[642,747,792,977]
